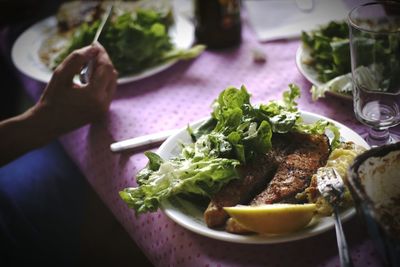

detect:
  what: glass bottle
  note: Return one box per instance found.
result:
[194,0,242,49]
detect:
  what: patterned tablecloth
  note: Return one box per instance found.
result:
[20,13,388,267]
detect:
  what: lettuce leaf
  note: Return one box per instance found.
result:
[120,152,239,214]
[301,21,350,83]
[260,83,301,133]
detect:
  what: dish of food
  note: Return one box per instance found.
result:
[297,21,353,100]
[120,84,369,244]
[158,111,368,244]
[348,142,400,266]
[298,20,400,101]
[11,1,197,84]
[296,45,352,101]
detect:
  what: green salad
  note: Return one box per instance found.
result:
[301,21,350,83]
[120,84,341,214]
[302,21,400,100]
[53,9,204,76]
[301,21,353,100]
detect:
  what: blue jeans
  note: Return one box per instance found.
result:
[0,141,86,266]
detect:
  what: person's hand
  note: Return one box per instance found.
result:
[0,43,117,165]
[33,42,118,135]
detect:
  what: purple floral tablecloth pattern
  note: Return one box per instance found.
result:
[18,15,388,267]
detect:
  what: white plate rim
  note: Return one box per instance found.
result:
[295,45,353,101]
[157,111,370,244]
[11,13,194,85]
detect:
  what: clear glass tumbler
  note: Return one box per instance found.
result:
[348,1,400,146]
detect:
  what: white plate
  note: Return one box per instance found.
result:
[158,111,369,244]
[11,14,194,84]
[296,45,352,100]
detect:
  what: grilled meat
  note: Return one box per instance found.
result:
[204,132,330,229]
[56,0,173,32]
[56,2,101,32]
[204,134,293,228]
[204,153,277,228]
[225,218,254,234]
[250,133,330,205]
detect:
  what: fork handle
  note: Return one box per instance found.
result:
[333,208,354,267]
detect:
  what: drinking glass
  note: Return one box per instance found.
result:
[348,2,400,146]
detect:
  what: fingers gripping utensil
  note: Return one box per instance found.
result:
[317,168,354,267]
[79,5,113,84]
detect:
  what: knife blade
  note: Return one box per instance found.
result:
[79,5,113,84]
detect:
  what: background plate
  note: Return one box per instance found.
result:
[296,45,352,101]
[11,14,194,84]
[158,111,369,244]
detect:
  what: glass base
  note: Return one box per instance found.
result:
[363,128,400,147]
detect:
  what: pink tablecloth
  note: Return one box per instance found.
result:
[21,15,385,267]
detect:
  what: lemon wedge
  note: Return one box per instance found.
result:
[223,203,317,234]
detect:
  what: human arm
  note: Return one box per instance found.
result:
[0,43,117,166]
